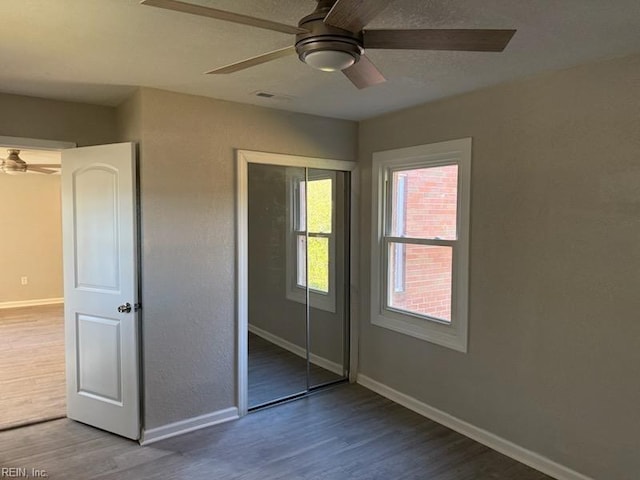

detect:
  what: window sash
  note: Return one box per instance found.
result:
[286,168,337,313]
[381,163,459,322]
[294,231,331,239]
[382,236,456,247]
[392,242,406,293]
[295,232,332,295]
[382,238,455,324]
[294,179,306,231]
[384,162,460,242]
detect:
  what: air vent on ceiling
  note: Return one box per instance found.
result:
[252,90,295,101]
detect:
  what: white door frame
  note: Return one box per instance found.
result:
[0,135,75,419]
[0,135,76,151]
[236,149,358,416]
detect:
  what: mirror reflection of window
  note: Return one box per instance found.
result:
[295,176,332,293]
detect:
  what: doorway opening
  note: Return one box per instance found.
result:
[237,150,356,414]
[1,138,141,440]
[0,143,68,431]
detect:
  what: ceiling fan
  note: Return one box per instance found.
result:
[141,0,516,89]
[0,150,61,175]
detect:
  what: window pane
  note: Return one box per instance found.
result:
[387,243,452,322]
[296,180,306,231]
[296,235,306,287]
[297,235,330,293]
[392,242,405,293]
[308,236,329,293]
[390,165,458,240]
[307,178,332,234]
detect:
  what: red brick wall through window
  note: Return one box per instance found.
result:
[388,165,458,322]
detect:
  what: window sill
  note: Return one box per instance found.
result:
[371,310,467,353]
[286,287,336,313]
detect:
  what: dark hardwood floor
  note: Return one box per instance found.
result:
[248,332,344,408]
[0,383,553,480]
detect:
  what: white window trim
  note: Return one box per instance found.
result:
[370,138,471,353]
[285,169,337,313]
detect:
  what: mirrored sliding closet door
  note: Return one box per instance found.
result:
[247,163,349,410]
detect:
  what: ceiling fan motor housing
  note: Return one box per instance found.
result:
[295,2,363,71]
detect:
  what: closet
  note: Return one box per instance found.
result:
[247,163,350,409]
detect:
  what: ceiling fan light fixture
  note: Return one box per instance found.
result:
[296,38,363,73]
[0,150,28,175]
[294,1,363,73]
[303,49,356,72]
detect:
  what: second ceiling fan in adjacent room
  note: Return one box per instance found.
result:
[0,150,61,175]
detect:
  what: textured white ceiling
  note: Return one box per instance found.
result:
[1,0,640,120]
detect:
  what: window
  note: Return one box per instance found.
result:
[371,138,471,352]
[287,169,336,312]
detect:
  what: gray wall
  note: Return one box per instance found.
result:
[116,89,142,143]
[125,88,357,429]
[0,92,118,303]
[358,53,640,480]
[0,88,357,433]
[0,92,117,146]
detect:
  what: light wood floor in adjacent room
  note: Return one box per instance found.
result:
[0,384,553,480]
[0,304,66,430]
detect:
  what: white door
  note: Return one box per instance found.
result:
[61,142,140,440]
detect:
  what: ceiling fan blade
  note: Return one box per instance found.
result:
[206,46,297,74]
[27,166,57,174]
[364,29,517,52]
[28,164,61,168]
[324,0,396,33]
[140,0,306,35]
[343,55,386,89]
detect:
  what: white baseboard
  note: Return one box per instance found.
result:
[356,374,593,480]
[0,297,64,310]
[249,324,343,376]
[140,407,238,446]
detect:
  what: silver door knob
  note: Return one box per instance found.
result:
[118,302,132,313]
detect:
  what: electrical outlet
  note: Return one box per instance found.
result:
[21,276,28,285]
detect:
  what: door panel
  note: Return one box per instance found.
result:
[73,166,120,291]
[62,142,140,440]
[76,314,122,404]
[307,169,348,389]
[247,164,308,408]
